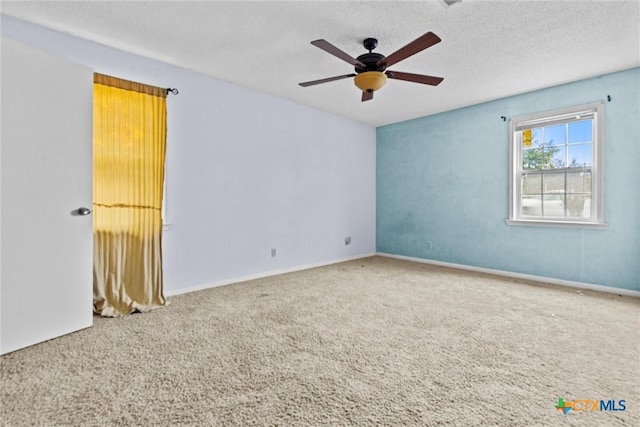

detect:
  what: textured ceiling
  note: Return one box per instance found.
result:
[1,0,639,126]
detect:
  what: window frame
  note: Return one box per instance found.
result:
[162,181,170,230]
[507,101,607,229]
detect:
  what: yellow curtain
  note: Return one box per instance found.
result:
[93,73,167,317]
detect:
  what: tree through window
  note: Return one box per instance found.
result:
[507,102,606,228]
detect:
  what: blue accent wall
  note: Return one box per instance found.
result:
[377,68,639,291]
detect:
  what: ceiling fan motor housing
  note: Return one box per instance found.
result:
[354,53,386,74]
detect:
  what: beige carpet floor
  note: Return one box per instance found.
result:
[1,256,638,426]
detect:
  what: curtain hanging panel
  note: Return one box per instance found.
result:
[93,73,167,317]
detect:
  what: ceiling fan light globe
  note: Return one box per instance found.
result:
[354,71,387,92]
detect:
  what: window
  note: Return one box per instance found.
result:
[507,101,606,228]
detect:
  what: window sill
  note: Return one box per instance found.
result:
[505,219,608,230]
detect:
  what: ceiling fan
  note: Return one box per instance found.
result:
[299,32,444,102]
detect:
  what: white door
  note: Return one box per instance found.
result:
[1,38,94,354]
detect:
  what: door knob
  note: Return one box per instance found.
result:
[77,207,92,216]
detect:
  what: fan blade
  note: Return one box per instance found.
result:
[299,74,356,87]
[386,71,444,86]
[377,32,441,68]
[311,40,366,67]
[361,91,374,102]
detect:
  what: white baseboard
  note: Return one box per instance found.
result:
[164,253,377,297]
[376,252,640,298]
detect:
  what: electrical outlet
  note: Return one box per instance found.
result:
[271,248,276,257]
[345,236,351,245]
[427,241,433,250]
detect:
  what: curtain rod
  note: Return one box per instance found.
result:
[166,88,179,95]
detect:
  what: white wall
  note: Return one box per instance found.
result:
[1,15,376,295]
